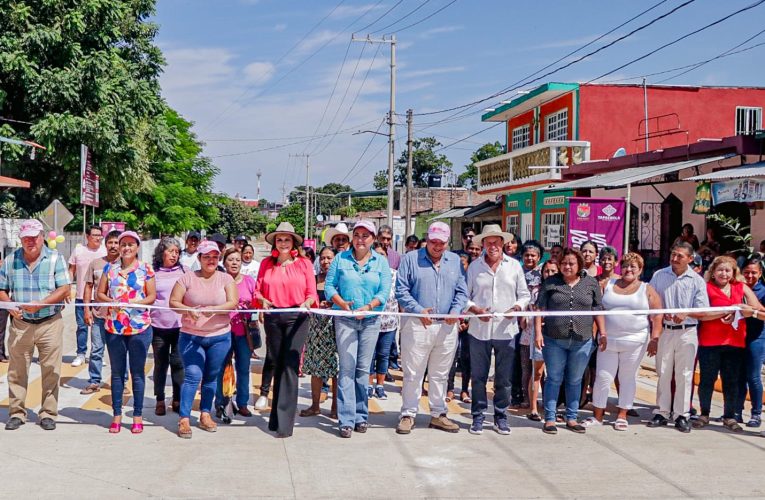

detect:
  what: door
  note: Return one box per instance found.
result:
[521,213,532,243]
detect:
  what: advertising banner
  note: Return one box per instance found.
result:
[80,145,99,207]
[711,178,765,205]
[692,182,712,214]
[568,198,625,257]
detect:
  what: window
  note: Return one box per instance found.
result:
[546,109,568,141]
[511,125,530,150]
[505,213,519,235]
[736,106,762,135]
[541,210,565,249]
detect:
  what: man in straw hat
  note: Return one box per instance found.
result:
[0,219,71,431]
[464,224,530,435]
[395,221,468,434]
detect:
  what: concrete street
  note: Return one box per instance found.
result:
[0,304,763,499]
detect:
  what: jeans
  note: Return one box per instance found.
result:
[152,327,184,402]
[744,335,765,416]
[447,331,471,394]
[74,299,89,355]
[215,333,254,408]
[542,336,594,422]
[87,317,107,385]
[178,332,232,418]
[469,335,515,418]
[335,316,380,428]
[105,329,152,417]
[510,334,523,404]
[389,332,400,367]
[697,345,745,419]
[370,329,396,375]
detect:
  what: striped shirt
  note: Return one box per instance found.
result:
[648,266,709,326]
[0,246,70,320]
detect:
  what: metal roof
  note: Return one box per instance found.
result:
[429,207,472,221]
[536,155,730,191]
[686,161,765,181]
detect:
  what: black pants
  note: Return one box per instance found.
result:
[469,336,515,418]
[697,345,745,418]
[260,329,276,396]
[447,331,471,394]
[264,311,310,436]
[152,327,185,402]
[0,309,8,358]
[510,334,523,404]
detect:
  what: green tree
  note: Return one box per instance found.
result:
[276,202,306,236]
[458,141,505,188]
[0,0,172,214]
[101,109,219,235]
[373,137,452,189]
[208,196,254,239]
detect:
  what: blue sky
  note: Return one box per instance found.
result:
[154,0,765,201]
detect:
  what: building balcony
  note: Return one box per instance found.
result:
[475,140,591,194]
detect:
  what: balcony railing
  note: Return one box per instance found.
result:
[475,140,591,193]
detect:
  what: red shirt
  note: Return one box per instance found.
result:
[254,257,318,308]
[699,281,746,348]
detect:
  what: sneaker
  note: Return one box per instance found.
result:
[79,383,100,395]
[367,386,374,399]
[396,416,415,435]
[469,416,484,435]
[494,415,511,435]
[254,395,268,410]
[429,414,459,433]
[374,385,387,400]
[71,354,85,367]
[746,414,762,428]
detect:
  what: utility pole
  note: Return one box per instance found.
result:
[289,153,311,239]
[405,109,413,235]
[352,34,396,227]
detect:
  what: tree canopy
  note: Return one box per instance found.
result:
[374,137,452,189]
[457,141,505,188]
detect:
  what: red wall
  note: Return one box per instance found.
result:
[539,92,574,142]
[579,85,765,160]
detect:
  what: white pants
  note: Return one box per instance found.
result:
[654,327,698,419]
[592,337,647,410]
[399,318,458,419]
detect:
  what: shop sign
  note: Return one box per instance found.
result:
[711,178,765,205]
[692,182,712,214]
[568,197,625,256]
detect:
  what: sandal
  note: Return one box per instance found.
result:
[131,422,144,434]
[581,417,602,428]
[692,415,709,429]
[198,413,217,433]
[565,422,586,434]
[109,422,121,434]
[723,418,743,433]
[299,407,321,417]
[445,391,454,403]
[527,412,542,422]
[460,392,472,404]
[178,420,192,439]
[542,423,557,434]
[613,418,629,431]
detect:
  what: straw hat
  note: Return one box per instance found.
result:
[324,222,350,245]
[265,221,304,246]
[472,224,512,246]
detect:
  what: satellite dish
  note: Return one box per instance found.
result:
[613,147,627,158]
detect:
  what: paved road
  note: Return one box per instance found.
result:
[1,306,763,499]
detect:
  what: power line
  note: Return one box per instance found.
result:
[369,0,431,35]
[201,118,381,143]
[386,0,458,34]
[432,122,503,153]
[338,117,386,184]
[353,0,404,34]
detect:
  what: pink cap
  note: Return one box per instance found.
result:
[118,231,141,245]
[427,221,450,243]
[353,220,377,236]
[198,240,220,255]
[19,219,44,238]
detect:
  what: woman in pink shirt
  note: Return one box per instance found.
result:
[169,240,238,439]
[255,222,318,438]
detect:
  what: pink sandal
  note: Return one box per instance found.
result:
[109,422,121,434]
[131,423,144,434]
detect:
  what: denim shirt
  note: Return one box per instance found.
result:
[395,247,468,315]
[746,281,765,342]
[324,249,391,312]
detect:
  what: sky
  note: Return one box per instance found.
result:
[153,0,765,201]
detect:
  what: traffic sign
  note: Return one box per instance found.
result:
[40,199,74,233]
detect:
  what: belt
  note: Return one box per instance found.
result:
[663,323,695,330]
[19,314,58,325]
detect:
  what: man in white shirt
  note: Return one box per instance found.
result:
[179,231,201,271]
[465,224,530,435]
[68,225,106,367]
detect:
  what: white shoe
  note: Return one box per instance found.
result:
[71,355,85,367]
[254,395,268,410]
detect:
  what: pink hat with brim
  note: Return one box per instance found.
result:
[427,221,450,243]
[353,220,377,235]
[198,240,220,255]
[19,219,44,238]
[118,231,140,245]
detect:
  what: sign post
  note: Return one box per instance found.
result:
[40,199,74,234]
[80,145,99,232]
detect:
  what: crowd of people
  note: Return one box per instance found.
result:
[0,217,764,441]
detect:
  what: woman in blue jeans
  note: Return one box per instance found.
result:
[96,231,157,434]
[534,248,606,434]
[738,257,765,428]
[325,220,392,438]
[368,245,398,401]
[169,240,238,439]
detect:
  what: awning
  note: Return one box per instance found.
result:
[429,207,471,221]
[464,200,501,218]
[537,155,730,192]
[686,161,765,181]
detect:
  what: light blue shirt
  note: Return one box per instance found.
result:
[324,249,391,311]
[395,247,468,315]
[649,265,709,326]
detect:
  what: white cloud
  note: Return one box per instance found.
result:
[330,3,386,19]
[294,30,344,57]
[418,25,464,39]
[243,61,276,84]
[402,66,466,79]
[273,23,287,32]
[161,47,238,92]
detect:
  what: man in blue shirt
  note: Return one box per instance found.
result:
[395,221,468,434]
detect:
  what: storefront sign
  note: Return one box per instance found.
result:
[101,222,126,233]
[711,178,765,205]
[692,182,712,214]
[547,225,561,244]
[568,197,625,256]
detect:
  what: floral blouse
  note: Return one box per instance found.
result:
[104,260,155,335]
